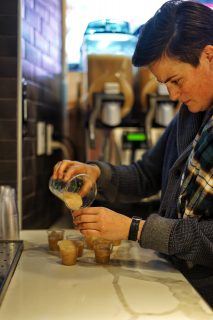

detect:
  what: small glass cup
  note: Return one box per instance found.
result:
[48,179,67,201]
[49,173,97,210]
[66,234,85,257]
[112,239,121,246]
[47,229,65,251]
[58,240,78,266]
[85,236,98,250]
[93,239,113,264]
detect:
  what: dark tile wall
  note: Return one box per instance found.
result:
[0,1,18,190]
[0,0,64,229]
[22,0,63,228]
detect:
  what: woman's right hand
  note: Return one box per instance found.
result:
[52,160,101,193]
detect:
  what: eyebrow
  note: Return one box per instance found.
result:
[163,75,178,84]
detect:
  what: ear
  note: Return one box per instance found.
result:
[203,45,213,64]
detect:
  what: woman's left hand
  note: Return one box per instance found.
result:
[72,207,132,241]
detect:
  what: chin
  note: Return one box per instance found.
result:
[187,107,203,113]
[186,102,206,113]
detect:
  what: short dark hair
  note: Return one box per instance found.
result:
[132,0,213,67]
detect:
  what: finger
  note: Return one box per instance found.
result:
[52,161,62,179]
[57,160,74,179]
[78,222,99,231]
[63,164,87,182]
[78,180,93,197]
[53,160,70,179]
[81,229,100,238]
[74,214,98,225]
[63,166,82,182]
[72,207,100,218]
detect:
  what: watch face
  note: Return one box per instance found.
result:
[132,216,141,221]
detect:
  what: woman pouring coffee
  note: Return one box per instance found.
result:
[52,0,213,308]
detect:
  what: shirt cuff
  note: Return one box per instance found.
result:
[139,213,176,254]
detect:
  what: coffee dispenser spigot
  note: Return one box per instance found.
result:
[88,92,124,149]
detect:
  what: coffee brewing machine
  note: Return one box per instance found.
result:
[84,54,148,165]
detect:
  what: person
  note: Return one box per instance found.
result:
[52,0,213,307]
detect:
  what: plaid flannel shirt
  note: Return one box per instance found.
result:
[178,112,213,219]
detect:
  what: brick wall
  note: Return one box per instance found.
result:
[0,1,18,189]
[22,0,63,228]
[0,0,65,229]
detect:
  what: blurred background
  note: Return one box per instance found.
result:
[66,0,168,70]
[0,0,212,230]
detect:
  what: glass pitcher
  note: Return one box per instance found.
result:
[49,173,97,210]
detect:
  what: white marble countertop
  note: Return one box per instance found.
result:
[0,230,212,320]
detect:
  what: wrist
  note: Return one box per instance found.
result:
[128,216,143,241]
[95,165,101,179]
[137,220,144,241]
[124,217,132,240]
[89,164,101,180]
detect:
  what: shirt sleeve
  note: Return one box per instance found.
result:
[139,213,213,268]
[87,122,173,203]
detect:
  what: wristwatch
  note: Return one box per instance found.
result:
[128,216,141,241]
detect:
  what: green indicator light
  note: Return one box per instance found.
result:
[127,133,146,141]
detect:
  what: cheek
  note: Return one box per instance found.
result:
[195,81,210,99]
[182,79,201,97]
[185,80,212,107]
[189,68,211,98]
[179,83,193,97]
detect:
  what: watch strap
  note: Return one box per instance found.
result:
[128,216,141,241]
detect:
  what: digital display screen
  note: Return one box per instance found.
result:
[126,133,146,142]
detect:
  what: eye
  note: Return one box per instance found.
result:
[171,78,182,87]
[171,79,179,85]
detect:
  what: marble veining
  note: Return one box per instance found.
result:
[0,230,212,320]
[101,242,212,319]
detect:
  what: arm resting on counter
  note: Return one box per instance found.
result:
[140,214,213,268]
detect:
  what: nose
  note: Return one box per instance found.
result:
[167,84,180,101]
